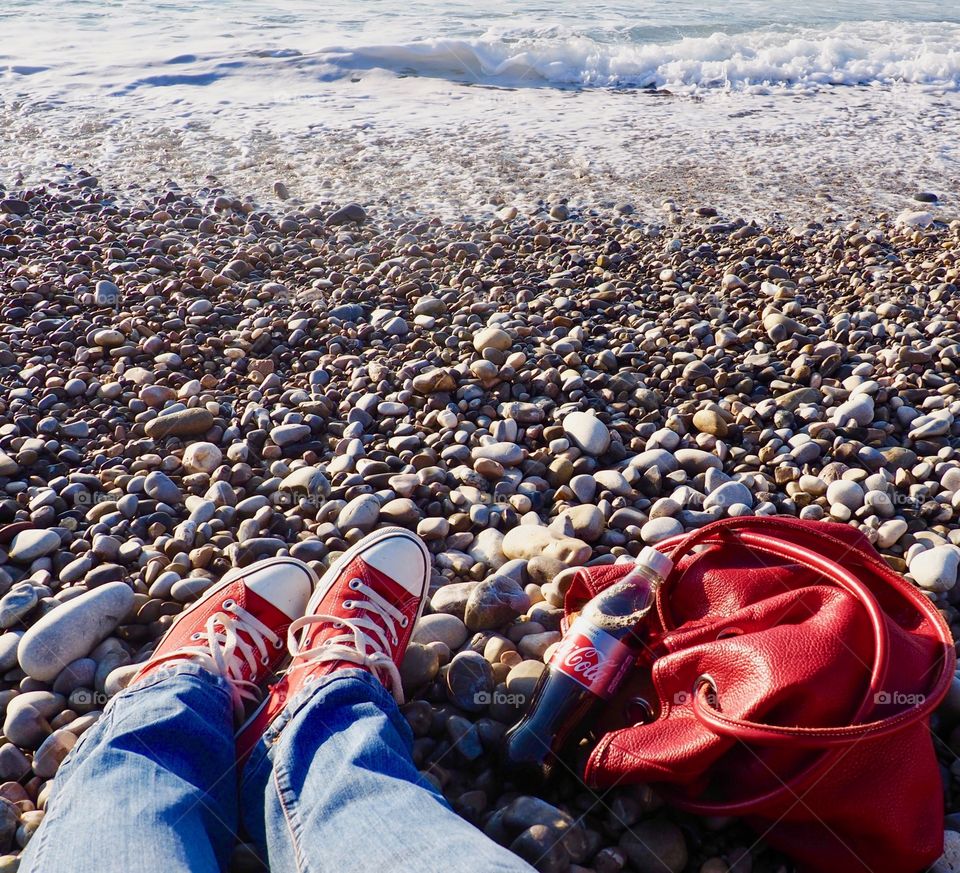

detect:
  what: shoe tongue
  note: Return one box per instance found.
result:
[353,558,406,600]
[241,588,292,633]
[349,561,405,646]
[214,590,287,677]
[301,569,396,657]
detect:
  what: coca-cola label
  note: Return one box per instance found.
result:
[549,617,635,699]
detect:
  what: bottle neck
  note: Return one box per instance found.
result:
[621,562,664,590]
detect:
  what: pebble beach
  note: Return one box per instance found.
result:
[0,176,957,871]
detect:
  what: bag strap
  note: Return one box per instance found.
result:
[693,531,955,743]
[662,521,954,740]
[643,518,955,815]
[664,524,892,737]
[655,515,886,631]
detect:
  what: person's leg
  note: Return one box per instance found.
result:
[236,528,534,873]
[23,556,315,873]
[22,664,237,873]
[241,668,535,873]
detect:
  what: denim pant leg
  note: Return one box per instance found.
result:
[22,663,239,873]
[240,669,534,873]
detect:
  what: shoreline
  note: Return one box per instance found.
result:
[2,81,958,226]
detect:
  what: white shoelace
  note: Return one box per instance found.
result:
[150,599,283,713]
[286,577,409,703]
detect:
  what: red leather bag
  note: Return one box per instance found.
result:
[564,516,955,873]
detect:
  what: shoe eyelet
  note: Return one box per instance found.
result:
[349,578,361,590]
[261,655,270,665]
[222,599,236,610]
[343,600,353,609]
[400,616,409,628]
[191,633,202,640]
[333,621,342,629]
[392,636,398,646]
[273,639,284,649]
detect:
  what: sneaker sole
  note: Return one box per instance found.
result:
[235,526,431,740]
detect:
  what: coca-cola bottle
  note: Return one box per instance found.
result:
[500,546,673,787]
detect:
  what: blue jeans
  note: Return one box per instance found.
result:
[22,663,534,873]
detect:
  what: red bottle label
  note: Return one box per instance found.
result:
[549,617,635,699]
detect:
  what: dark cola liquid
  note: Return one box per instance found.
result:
[499,662,598,788]
[500,576,659,788]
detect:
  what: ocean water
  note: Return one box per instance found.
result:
[1,1,958,220]
[4,0,960,97]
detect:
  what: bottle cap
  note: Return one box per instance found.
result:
[637,546,673,581]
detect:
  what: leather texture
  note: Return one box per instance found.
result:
[564,516,955,873]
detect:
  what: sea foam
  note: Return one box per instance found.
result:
[311,22,960,92]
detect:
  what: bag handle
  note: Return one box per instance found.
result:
[695,530,956,742]
[638,518,955,815]
[662,524,892,739]
[655,515,890,631]
[662,521,953,738]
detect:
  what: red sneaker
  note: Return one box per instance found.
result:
[236,527,430,760]
[131,556,316,720]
